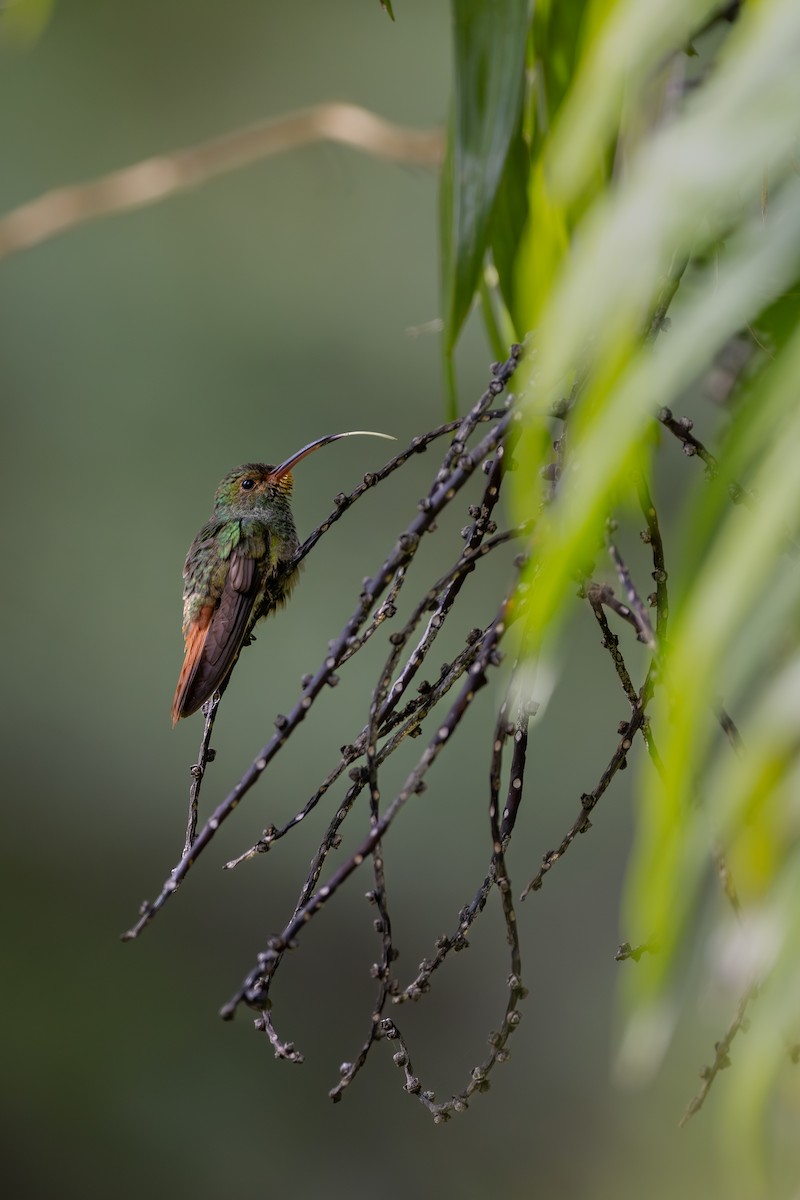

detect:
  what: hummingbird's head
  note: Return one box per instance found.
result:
[211,432,395,516]
[213,463,294,514]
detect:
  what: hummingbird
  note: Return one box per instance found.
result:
[171,431,394,724]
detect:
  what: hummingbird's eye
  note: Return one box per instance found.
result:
[240,478,256,491]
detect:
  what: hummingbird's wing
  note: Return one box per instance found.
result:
[171,535,265,724]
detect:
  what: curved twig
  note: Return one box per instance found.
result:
[0,103,443,262]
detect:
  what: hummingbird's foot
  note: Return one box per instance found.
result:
[244,633,257,647]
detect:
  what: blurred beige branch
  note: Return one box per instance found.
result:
[0,102,444,262]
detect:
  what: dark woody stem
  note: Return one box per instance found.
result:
[121,350,522,942]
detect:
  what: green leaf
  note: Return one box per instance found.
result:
[489,119,530,336]
[440,0,530,363]
[530,0,593,137]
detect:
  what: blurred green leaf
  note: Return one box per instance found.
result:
[530,0,593,139]
[513,0,800,630]
[1,0,56,44]
[490,0,800,1147]
[547,0,719,202]
[625,305,800,999]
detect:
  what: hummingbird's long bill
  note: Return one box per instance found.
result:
[269,430,396,482]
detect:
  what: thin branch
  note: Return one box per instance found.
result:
[521,533,658,903]
[224,607,498,871]
[637,472,669,643]
[253,1006,304,1065]
[296,407,510,568]
[219,599,513,1022]
[329,565,408,1100]
[585,588,640,707]
[231,621,499,1064]
[183,691,222,856]
[679,981,757,1127]
[222,517,527,871]
[658,407,721,479]
[658,405,800,561]
[521,703,646,899]
[0,103,443,263]
[122,356,521,941]
[379,969,526,1124]
[380,691,530,1121]
[395,646,532,1004]
[328,856,394,1101]
[606,538,656,649]
[306,428,524,1073]
[224,496,530,872]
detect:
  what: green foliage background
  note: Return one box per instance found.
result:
[440,0,800,1185]
[2,1,798,1197]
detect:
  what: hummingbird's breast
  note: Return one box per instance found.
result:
[243,511,300,626]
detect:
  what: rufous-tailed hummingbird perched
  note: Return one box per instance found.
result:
[171,430,394,724]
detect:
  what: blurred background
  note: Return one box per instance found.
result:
[0,3,744,1197]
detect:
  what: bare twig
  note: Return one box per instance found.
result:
[585,589,640,707]
[380,691,530,1120]
[253,1006,304,1065]
[230,620,499,1064]
[521,703,646,899]
[122,353,521,941]
[222,518,528,872]
[658,406,800,562]
[637,472,669,643]
[183,691,222,856]
[225,608,499,871]
[297,408,509,567]
[0,103,443,262]
[658,407,721,479]
[606,538,656,649]
[679,981,757,1127]
[219,599,514,1022]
